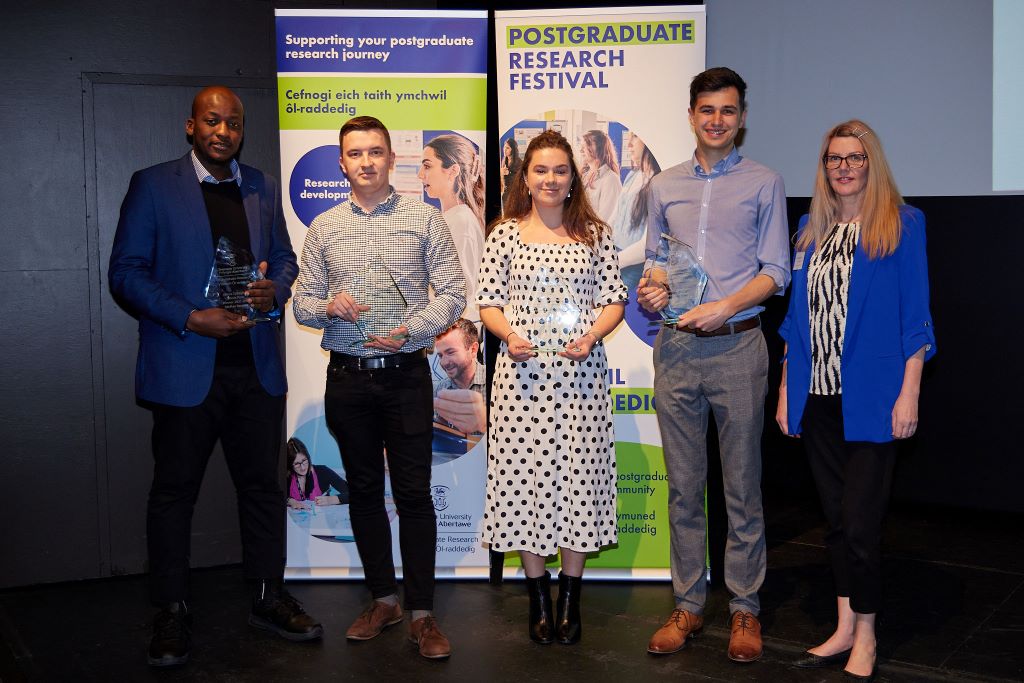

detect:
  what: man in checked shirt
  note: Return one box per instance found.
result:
[292,116,465,660]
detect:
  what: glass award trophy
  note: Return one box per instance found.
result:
[528,267,582,355]
[643,233,708,326]
[348,255,413,348]
[203,236,274,322]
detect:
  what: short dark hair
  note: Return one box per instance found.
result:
[689,67,747,111]
[437,318,480,348]
[339,116,391,152]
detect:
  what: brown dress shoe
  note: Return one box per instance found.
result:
[409,616,451,659]
[727,611,763,662]
[345,601,403,641]
[647,608,704,654]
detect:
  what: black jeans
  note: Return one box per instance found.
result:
[148,363,285,605]
[802,394,896,614]
[324,358,436,610]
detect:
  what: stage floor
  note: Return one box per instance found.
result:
[2,497,1022,682]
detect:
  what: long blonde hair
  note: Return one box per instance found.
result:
[799,120,903,259]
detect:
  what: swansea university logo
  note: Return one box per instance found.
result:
[431,485,450,511]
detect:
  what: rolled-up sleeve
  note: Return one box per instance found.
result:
[896,206,936,361]
[756,173,791,293]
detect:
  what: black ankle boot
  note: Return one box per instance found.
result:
[555,572,582,644]
[525,572,554,644]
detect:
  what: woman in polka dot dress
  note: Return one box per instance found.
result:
[477,130,627,645]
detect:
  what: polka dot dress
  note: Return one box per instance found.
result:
[476,219,628,554]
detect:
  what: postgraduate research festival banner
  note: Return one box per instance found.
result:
[495,5,706,579]
[277,9,489,580]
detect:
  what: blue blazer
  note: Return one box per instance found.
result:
[109,153,298,407]
[779,205,936,442]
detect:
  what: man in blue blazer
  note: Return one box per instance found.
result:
[109,86,321,667]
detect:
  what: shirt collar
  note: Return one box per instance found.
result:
[191,150,241,186]
[693,146,741,178]
[349,187,398,215]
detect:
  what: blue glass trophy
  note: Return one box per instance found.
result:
[348,254,413,348]
[643,233,708,326]
[528,267,582,355]
[204,236,273,322]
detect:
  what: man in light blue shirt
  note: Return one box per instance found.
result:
[639,67,790,664]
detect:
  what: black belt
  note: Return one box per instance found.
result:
[674,317,760,337]
[329,349,426,371]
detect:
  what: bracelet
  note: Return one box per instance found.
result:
[505,331,516,343]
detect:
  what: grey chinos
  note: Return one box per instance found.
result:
[653,324,768,616]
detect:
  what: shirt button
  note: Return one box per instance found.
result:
[702,203,708,207]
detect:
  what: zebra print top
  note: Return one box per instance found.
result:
[807,222,860,395]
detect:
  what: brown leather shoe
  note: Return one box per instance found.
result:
[647,608,704,654]
[727,611,763,662]
[409,616,451,659]
[345,601,403,641]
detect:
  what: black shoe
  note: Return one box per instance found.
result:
[525,572,554,644]
[793,647,852,668]
[249,579,324,641]
[843,666,877,681]
[554,573,582,645]
[148,602,191,668]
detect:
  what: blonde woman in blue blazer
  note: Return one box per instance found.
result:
[777,120,936,681]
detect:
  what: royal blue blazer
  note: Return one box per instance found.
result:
[779,205,936,442]
[109,154,298,407]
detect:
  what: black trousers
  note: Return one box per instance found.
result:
[802,394,896,615]
[324,358,436,611]
[147,363,285,605]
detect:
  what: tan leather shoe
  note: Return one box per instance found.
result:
[345,601,403,641]
[727,611,763,662]
[409,615,451,659]
[647,608,704,654]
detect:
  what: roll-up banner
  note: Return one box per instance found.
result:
[495,5,706,579]
[277,9,490,579]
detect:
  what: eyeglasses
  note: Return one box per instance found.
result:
[823,153,868,169]
[293,459,308,468]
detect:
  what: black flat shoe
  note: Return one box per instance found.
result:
[792,647,852,668]
[843,666,876,681]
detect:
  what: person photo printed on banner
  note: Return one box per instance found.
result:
[611,132,662,292]
[286,437,350,510]
[430,318,486,465]
[417,133,485,318]
[499,137,522,210]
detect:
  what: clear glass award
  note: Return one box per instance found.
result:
[203,236,273,322]
[643,233,708,326]
[528,267,582,355]
[348,255,413,348]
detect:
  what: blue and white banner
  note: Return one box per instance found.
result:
[277,8,490,579]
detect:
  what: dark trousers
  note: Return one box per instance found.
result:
[802,394,896,614]
[324,359,436,610]
[148,363,285,605]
